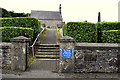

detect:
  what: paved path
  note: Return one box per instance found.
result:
[27,60,59,71]
[2,60,63,78]
[42,29,57,44]
[2,60,120,79]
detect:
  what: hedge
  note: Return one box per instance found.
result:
[96,22,120,31]
[0,17,41,37]
[63,22,97,43]
[1,27,34,42]
[63,22,120,43]
[63,24,67,36]
[101,30,120,43]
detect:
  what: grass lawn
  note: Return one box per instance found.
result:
[46,28,51,30]
[56,28,62,44]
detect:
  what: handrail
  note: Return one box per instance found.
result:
[30,28,45,58]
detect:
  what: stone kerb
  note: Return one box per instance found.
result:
[10,36,30,71]
[59,36,75,73]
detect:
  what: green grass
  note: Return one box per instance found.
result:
[46,28,51,30]
[57,28,60,31]
[28,53,35,66]
[39,30,48,44]
[56,29,62,44]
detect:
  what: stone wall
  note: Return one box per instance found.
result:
[0,36,30,72]
[0,43,12,70]
[59,36,120,73]
[74,43,120,73]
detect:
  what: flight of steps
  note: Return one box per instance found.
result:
[35,44,60,60]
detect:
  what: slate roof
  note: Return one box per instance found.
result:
[30,10,62,20]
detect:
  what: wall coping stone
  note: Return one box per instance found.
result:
[10,36,30,42]
[0,42,12,49]
[59,36,75,42]
[76,43,120,47]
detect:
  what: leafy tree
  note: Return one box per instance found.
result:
[0,8,10,17]
[0,8,30,17]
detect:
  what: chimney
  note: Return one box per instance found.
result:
[98,12,101,22]
[59,4,62,15]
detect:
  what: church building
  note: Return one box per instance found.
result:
[30,4,63,28]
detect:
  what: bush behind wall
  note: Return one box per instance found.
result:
[1,27,34,42]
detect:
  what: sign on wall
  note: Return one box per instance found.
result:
[62,49,72,57]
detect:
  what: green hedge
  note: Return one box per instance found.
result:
[63,22,120,43]
[101,30,120,43]
[63,24,67,36]
[0,17,41,35]
[96,22,120,43]
[1,27,34,42]
[63,22,97,43]
[96,22,120,31]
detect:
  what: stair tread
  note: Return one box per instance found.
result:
[35,44,60,60]
[39,44,59,45]
[37,52,59,53]
[36,52,59,55]
[35,44,59,47]
[36,59,59,60]
[36,55,60,57]
[38,50,60,52]
[38,47,59,49]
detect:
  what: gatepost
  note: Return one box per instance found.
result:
[59,36,75,72]
[10,36,30,71]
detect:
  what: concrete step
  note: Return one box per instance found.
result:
[36,44,60,60]
[38,49,60,52]
[36,55,60,57]
[38,47,59,49]
[36,44,59,47]
[36,55,60,59]
[36,52,59,55]
[36,59,59,60]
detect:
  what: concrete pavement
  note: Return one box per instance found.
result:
[42,29,57,44]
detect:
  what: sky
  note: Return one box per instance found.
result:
[0,0,120,23]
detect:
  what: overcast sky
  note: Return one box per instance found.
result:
[0,0,119,23]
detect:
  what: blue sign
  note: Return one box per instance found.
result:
[62,49,72,57]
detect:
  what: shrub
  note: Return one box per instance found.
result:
[63,24,67,36]
[96,22,120,31]
[63,22,97,43]
[1,27,34,42]
[63,22,120,43]
[0,17,41,36]
[96,22,120,43]
[101,30,120,43]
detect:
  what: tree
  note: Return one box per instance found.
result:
[1,8,30,17]
[0,8,11,17]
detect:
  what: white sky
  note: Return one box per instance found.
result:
[0,0,120,23]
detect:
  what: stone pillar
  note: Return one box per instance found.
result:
[59,36,75,73]
[10,36,30,71]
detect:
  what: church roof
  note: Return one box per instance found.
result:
[30,10,62,20]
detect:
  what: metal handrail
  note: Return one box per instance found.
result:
[30,28,45,58]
